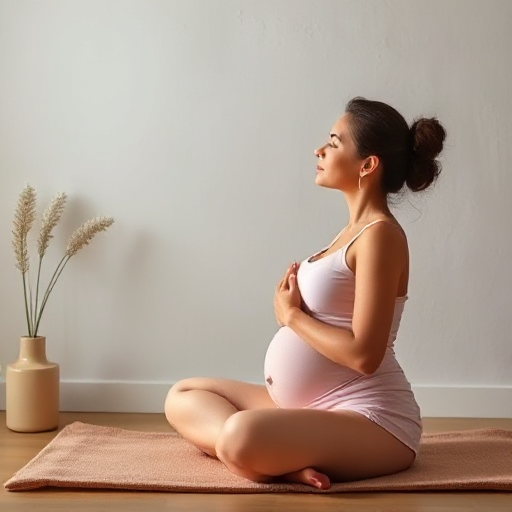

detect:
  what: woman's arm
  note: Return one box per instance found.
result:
[286,223,406,375]
[286,307,363,372]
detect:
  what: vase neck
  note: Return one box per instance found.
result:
[19,337,48,363]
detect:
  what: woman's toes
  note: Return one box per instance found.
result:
[283,467,331,489]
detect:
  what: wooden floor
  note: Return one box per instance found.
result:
[1,412,511,512]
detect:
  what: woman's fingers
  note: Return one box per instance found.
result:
[279,264,297,290]
[276,262,299,291]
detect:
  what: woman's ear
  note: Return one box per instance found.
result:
[362,156,379,174]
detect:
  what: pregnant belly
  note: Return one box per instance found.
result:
[263,326,362,408]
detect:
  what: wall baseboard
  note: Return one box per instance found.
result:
[0,381,510,417]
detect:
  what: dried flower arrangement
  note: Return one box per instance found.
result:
[12,185,114,337]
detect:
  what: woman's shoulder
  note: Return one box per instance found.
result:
[350,216,409,285]
[364,216,407,241]
[354,217,409,263]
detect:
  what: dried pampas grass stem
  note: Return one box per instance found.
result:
[33,216,115,335]
[66,217,115,257]
[34,192,68,328]
[12,185,37,334]
[11,185,114,337]
[12,185,36,274]
[37,193,67,257]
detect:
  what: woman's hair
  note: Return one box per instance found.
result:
[345,97,447,194]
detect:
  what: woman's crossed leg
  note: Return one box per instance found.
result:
[164,378,415,489]
[165,377,276,457]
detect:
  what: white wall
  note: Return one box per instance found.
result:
[0,0,511,417]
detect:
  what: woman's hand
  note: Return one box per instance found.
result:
[274,262,302,327]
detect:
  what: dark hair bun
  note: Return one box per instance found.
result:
[407,117,447,192]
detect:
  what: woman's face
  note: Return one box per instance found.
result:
[314,113,364,191]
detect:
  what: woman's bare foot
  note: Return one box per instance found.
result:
[282,467,331,489]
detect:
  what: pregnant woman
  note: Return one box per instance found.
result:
[164,96,447,489]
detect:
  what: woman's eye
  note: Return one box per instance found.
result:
[328,142,338,148]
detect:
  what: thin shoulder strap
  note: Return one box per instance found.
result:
[345,219,405,250]
[326,226,348,250]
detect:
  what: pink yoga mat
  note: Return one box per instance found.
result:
[4,422,512,493]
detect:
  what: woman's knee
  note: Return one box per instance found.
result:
[215,411,261,470]
[164,379,194,424]
[165,377,201,404]
[167,377,199,396]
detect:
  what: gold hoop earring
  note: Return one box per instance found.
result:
[359,164,370,190]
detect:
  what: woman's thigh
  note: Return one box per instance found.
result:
[168,377,277,411]
[216,408,415,482]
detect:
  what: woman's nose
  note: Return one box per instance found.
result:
[314,144,326,158]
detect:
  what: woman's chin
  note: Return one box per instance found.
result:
[314,173,330,188]
[315,174,345,191]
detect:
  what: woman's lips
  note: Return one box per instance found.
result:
[316,165,324,172]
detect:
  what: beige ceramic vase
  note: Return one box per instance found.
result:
[6,336,60,432]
